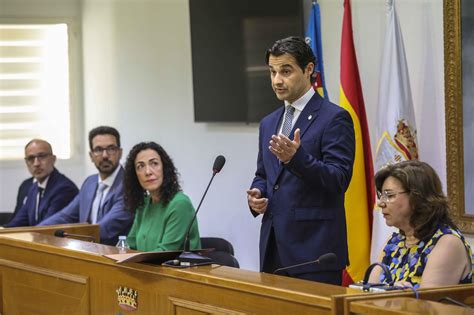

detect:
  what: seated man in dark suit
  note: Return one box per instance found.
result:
[5,139,79,227]
[40,126,134,245]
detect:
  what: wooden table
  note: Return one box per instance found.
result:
[0,231,357,314]
[0,228,472,314]
[333,283,473,315]
[349,297,474,314]
[0,223,100,242]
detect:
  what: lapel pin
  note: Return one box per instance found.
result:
[308,115,312,120]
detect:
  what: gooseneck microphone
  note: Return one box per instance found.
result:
[183,155,225,252]
[362,262,393,285]
[348,262,416,292]
[54,229,95,242]
[273,252,337,274]
[164,155,226,268]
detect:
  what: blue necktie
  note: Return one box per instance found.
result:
[90,183,107,224]
[281,105,295,137]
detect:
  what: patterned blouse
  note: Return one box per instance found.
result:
[380,224,473,288]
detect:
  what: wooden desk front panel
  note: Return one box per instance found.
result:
[349,297,474,315]
[0,233,345,315]
[333,284,474,315]
[0,259,89,315]
[85,263,334,314]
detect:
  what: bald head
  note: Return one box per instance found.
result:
[25,139,53,154]
[24,139,56,183]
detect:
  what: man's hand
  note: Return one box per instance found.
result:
[269,128,301,163]
[246,188,268,214]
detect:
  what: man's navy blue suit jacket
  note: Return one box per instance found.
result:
[251,92,355,275]
[6,168,78,227]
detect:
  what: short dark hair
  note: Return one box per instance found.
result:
[88,126,121,150]
[265,36,316,76]
[124,141,181,212]
[375,160,457,240]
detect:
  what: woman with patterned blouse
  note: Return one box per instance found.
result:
[368,160,472,288]
[123,142,201,252]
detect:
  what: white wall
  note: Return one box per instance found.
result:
[1,0,472,270]
[81,0,261,270]
[0,0,86,209]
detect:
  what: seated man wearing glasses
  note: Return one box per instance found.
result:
[5,139,79,227]
[40,126,134,245]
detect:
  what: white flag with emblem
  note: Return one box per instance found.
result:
[370,0,419,262]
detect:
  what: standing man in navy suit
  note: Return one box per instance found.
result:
[5,139,78,227]
[247,37,355,285]
[40,126,134,245]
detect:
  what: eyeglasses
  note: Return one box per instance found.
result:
[91,145,120,156]
[24,152,51,164]
[377,191,408,203]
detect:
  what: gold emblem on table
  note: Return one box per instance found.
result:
[116,286,138,311]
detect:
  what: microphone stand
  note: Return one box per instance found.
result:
[273,253,337,275]
[54,230,95,242]
[66,234,95,242]
[274,260,317,274]
[172,171,218,267]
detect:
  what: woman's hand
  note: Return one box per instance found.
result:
[393,280,413,288]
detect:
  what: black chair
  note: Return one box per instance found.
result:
[0,212,13,226]
[201,237,239,268]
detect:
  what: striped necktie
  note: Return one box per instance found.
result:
[281,105,295,137]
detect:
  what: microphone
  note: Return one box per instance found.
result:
[363,262,393,285]
[54,229,95,242]
[164,155,226,268]
[273,252,337,274]
[212,155,226,174]
[348,262,401,292]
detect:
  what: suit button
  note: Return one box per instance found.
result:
[274,184,279,190]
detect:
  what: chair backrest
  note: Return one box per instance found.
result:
[201,237,239,268]
[0,213,13,226]
[201,237,234,255]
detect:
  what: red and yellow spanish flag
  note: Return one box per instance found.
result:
[339,0,374,285]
